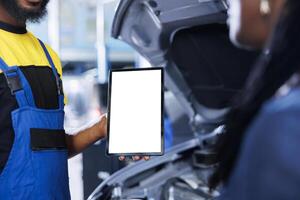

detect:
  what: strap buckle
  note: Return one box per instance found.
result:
[4,69,22,95]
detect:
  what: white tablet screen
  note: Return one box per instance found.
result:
[107,68,163,155]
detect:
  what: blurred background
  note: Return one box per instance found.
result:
[28,0,194,199]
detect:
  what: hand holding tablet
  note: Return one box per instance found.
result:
[106,68,164,158]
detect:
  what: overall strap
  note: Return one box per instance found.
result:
[38,40,64,109]
[0,58,36,107]
[0,57,9,71]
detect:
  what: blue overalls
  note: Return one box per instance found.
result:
[0,41,70,199]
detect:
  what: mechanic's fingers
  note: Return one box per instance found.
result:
[119,156,126,161]
[119,156,149,161]
[132,156,141,161]
[143,156,150,161]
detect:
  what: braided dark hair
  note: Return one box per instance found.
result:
[210,0,300,188]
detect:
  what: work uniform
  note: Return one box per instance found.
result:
[0,22,70,199]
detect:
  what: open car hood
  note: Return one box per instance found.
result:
[111,0,258,129]
[112,0,228,66]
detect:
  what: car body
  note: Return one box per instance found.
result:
[88,0,259,199]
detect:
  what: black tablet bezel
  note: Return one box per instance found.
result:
[106,67,164,156]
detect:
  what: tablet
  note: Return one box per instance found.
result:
[107,68,164,156]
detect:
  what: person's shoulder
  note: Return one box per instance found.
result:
[44,44,63,77]
[225,89,300,200]
[27,32,63,76]
[261,87,300,117]
[247,88,300,142]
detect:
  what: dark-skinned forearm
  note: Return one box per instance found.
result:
[66,115,107,158]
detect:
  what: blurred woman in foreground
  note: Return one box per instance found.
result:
[210,0,300,199]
